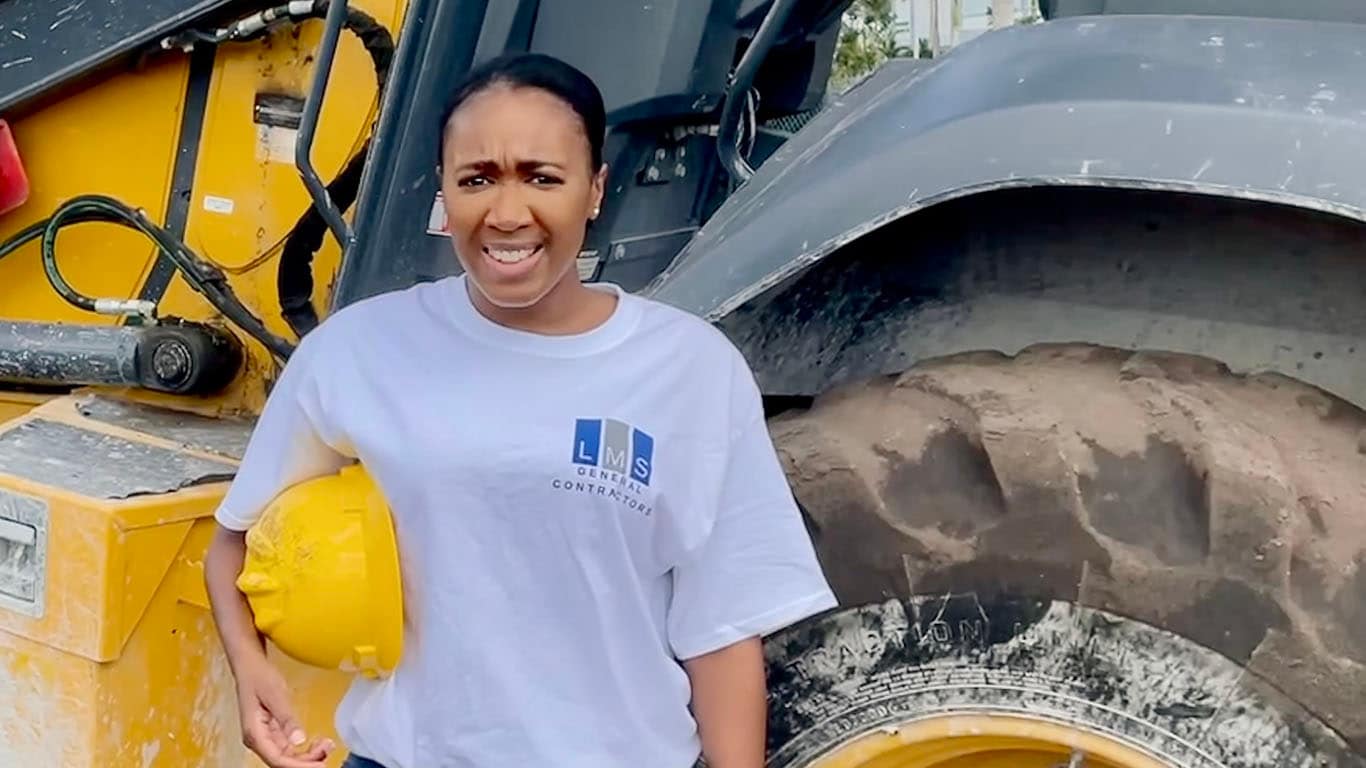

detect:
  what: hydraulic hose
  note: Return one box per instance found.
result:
[0,1,396,358]
[38,194,296,360]
[160,0,396,338]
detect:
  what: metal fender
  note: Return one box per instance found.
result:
[640,14,1366,320]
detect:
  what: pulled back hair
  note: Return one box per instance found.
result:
[437,52,607,171]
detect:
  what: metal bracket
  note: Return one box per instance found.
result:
[296,0,357,254]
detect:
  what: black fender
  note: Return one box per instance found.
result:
[641,13,1366,321]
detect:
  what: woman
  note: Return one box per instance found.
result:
[205,52,836,768]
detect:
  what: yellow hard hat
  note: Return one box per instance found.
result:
[235,464,403,679]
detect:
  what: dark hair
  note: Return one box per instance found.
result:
[437,52,607,170]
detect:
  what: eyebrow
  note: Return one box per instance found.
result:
[456,159,566,172]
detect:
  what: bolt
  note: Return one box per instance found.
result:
[647,166,661,181]
[675,163,687,177]
[152,340,193,387]
[655,148,667,161]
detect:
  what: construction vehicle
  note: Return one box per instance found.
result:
[0,0,1363,764]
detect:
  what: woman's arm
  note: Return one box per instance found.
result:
[206,525,332,767]
[204,527,267,673]
[685,636,767,768]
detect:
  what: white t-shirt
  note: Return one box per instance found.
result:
[215,275,837,768]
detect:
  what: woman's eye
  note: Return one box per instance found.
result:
[457,175,489,188]
[531,174,563,186]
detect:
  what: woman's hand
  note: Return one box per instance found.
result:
[234,655,334,768]
[204,525,333,767]
[684,636,768,768]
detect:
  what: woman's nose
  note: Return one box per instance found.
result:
[485,187,532,231]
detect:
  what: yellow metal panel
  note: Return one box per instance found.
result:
[1,0,402,415]
[94,518,248,767]
[0,629,99,766]
[0,396,356,766]
[182,16,379,273]
[155,0,408,413]
[0,58,186,324]
[114,521,193,656]
[0,514,267,767]
[0,473,118,662]
[0,392,50,423]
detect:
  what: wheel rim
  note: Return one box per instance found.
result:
[808,713,1173,768]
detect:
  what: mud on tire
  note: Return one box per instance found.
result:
[765,344,1366,763]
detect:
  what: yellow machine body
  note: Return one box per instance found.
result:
[0,0,400,411]
[0,395,355,766]
[0,1,406,765]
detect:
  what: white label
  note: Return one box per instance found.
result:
[203,195,235,215]
[427,191,449,236]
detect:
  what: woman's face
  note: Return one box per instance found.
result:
[440,85,606,310]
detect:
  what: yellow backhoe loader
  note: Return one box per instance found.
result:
[1,0,1363,765]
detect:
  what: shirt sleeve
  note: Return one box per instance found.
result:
[214,331,352,532]
[666,355,838,660]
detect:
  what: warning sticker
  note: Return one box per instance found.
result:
[427,191,449,236]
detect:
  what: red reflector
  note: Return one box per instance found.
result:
[0,120,30,216]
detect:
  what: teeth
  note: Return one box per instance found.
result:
[486,246,538,264]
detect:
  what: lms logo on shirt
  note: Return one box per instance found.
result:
[573,418,653,486]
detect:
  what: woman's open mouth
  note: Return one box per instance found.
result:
[481,244,545,277]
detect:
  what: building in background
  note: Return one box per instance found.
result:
[893,0,1040,55]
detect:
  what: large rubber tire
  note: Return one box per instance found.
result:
[764,344,1366,765]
